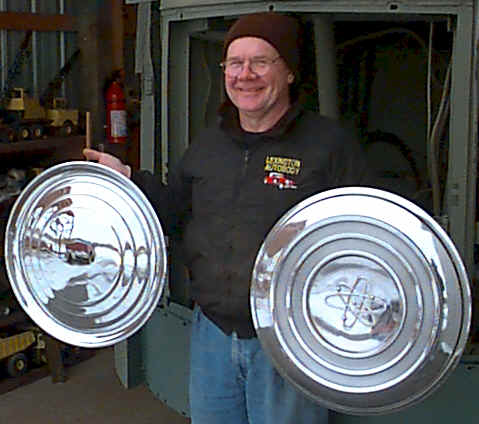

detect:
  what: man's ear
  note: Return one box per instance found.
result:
[287,73,295,84]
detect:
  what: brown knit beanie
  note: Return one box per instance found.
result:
[223,12,302,79]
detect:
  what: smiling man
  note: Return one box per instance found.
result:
[221,13,300,132]
[84,12,369,424]
[223,38,293,131]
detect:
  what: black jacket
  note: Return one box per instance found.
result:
[133,102,369,338]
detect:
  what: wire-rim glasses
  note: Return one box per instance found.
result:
[220,56,281,77]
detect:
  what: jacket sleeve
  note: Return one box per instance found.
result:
[328,126,374,188]
[165,160,193,241]
[131,160,193,239]
[131,170,170,229]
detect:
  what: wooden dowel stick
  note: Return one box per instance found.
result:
[85,111,91,149]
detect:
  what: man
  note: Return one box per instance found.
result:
[84,12,368,424]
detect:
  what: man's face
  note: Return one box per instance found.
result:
[224,37,293,124]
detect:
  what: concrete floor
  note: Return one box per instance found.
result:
[0,347,191,423]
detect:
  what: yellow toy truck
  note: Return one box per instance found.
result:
[0,87,78,141]
[0,329,46,377]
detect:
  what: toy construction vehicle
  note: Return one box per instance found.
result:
[0,88,78,142]
[0,328,46,377]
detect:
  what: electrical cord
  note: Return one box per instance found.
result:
[338,24,452,214]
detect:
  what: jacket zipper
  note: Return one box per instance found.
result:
[231,148,250,209]
[223,148,251,276]
[242,149,250,178]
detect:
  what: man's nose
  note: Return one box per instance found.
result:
[237,60,257,78]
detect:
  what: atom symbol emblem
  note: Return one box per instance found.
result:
[324,277,388,330]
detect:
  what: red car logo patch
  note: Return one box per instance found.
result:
[263,172,297,190]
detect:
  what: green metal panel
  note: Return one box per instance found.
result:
[136,1,479,419]
[447,7,477,271]
[157,0,478,267]
[168,19,209,170]
[158,0,473,13]
[113,332,145,389]
[141,302,192,417]
[138,302,479,421]
[137,2,156,173]
[127,0,475,6]
[330,357,479,423]
[158,0,473,16]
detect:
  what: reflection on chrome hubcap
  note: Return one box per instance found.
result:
[251,187,471,414]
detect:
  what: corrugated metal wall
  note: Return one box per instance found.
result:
[0,0,79,107]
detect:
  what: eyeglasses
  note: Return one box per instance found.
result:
[220,56,281,77]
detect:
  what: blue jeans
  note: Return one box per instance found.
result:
[189,306,329,424]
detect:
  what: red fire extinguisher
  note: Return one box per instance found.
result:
[105,79,128,144]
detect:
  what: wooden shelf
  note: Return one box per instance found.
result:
[0,136,86,168]
[0,12,76,32]
[0,136,85,156]
[0,136,86,259]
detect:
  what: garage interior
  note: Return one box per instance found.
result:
[0,0,478,423]
[0,347,190,423]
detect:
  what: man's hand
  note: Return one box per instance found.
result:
[83,148,131,178]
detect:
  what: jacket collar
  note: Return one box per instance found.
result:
[218,100,304,145]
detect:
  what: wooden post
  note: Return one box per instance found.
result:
[44,335,67,383]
